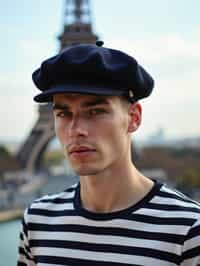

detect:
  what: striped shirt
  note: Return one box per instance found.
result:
[18,181,200,266]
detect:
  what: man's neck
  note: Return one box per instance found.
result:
[79,163,154,213]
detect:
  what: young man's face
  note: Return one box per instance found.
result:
[53,93,141,177]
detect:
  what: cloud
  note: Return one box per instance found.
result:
[18,38,58,68]
[108,34,200,63]
[0,94,37,140]
[0,37,58,97]
[107,34,200,139]
[0,72,33,96]
[0,37,58,140]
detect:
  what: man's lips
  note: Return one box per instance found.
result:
[68,146,96,155]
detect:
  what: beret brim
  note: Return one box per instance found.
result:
[34,83,127,103]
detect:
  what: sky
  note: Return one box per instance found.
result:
[0,0,200,143]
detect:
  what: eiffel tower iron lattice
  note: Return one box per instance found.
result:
[16,0,98,173]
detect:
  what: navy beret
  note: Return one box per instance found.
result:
[33,43,154,103]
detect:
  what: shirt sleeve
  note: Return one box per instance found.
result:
[181,218,200,266]
[17,208,36,266]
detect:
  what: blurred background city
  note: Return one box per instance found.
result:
[0,1,200,265]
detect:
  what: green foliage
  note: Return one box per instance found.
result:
[179,168,200,189]
[43,150,64,167]
[171,148,200,158]
[0,145,11,158]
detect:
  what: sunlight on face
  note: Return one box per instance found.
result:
[52,94,141,176]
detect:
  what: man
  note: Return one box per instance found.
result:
[18,42,200,266]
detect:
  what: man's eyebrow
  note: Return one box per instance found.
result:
[52,103,70,110]
[82,98,109,107]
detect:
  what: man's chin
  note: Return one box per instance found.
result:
[73,167,100,177]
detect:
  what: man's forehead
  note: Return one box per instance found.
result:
[52,93,114,107]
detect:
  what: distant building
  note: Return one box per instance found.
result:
[147,128,166,146]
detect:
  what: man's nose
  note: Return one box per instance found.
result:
[68,115,88,138]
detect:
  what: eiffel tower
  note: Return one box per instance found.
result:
[16,0,98,173]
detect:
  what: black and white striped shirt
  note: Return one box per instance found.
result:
[18,181,200,265]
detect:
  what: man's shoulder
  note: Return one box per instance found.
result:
[155,183,200,218]
[160,184,200,206]
[25,183,78,217]
[33,183,77,203]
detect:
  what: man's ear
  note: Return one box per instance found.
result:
[128,102,142,133]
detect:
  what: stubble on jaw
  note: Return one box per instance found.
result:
[55,94,132,178]
[62,147,101,177]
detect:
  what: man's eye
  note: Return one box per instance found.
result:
[55,111,71,118]
[89,109,105,115]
